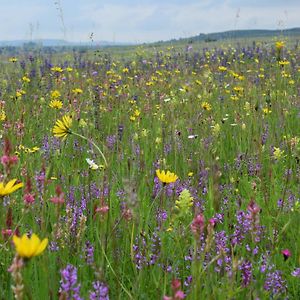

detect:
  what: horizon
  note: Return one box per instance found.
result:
[0,0,299,43]
[1,27,300,45]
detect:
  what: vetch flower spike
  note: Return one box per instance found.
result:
[13,233,48,259]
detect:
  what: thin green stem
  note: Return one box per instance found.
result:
[72,132,108,167]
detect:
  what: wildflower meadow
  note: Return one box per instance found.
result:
[0,39,300,299]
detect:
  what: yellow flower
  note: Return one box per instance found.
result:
[22,76,31,83]
[278,60,290,66]
[273,147,284,160]
[0,110,6,121]
[51,66,63,73]
[175,189,193,214]
[0,179,23,197]
[16,90,26,98]
[263,107,272,115]
[49,99,63,109]
[212,123,220,136]
[156,169,178,184]
[201,101,212,111]
[13,234,48,259]
[51,90,61,99]
[9,57,18,63]
[52,115,72,140]
[79,119,87,128]
[134,109,140,117]
[275,41,285,50]
[72,88,83,95]
[218,66,227,72]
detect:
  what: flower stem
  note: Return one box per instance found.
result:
[72,132,108,167]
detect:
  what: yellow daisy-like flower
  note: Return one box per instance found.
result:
[13,234,48,259]
[0,179,23,197]
[51,90,61,99]
[49,99,63,109]
[72,88,83,95]
[201,101,212,111]
[51,66,63,73]
[156,169,178,184]
[52,115,72,140]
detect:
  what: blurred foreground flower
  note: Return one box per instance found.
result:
[275,41,285,50]
[52,115,72,140]
[13,234,48,259]
[156,169,178,184]
[0,179,23,197]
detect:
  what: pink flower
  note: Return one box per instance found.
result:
[50,196,64,204]
[174,290,185,299]
[95,206,109,214]
[281,249,291,261]
[171,279,181,291]
[50,185,65,204]
[10,155,19,164]
[247,200,260,215]
[1,155,10,165]
[209,218,216,227]
[23,193,35,204]
[2,228,13,238]
[191,213,205,235]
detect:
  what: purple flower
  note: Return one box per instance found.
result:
[291,268,300,278]
[89,281,109,300]
[239,260,252,287]
[59,264,82,300]
[84,241,94,265]
[106,135,117,150]
[264,270,287,296]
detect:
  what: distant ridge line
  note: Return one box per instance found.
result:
[1,28,300,47]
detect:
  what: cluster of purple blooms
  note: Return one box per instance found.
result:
[60,264,109,300]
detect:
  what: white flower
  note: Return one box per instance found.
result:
[86,158,99,170]
[188,135,198,139]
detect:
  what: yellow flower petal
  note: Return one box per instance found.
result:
[34,238,48,256]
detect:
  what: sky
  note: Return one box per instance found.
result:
[0,0,299,43]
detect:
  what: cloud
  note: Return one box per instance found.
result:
[0,0,299,42]
[75,1,300,42]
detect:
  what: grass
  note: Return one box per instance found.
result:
[0,37,299,299]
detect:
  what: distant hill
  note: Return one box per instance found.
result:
[1,28,300,48]
[174,28,300,43]
[0,39,132,47]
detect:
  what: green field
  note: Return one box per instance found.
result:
[0,36,299,299]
